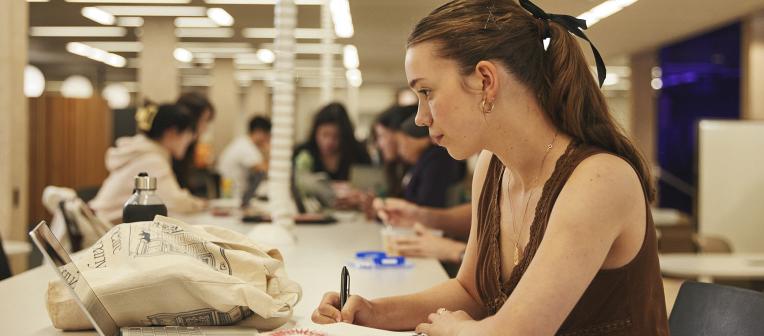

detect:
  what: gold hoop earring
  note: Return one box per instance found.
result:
[481,99,495,114]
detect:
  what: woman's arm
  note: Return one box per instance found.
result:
[451,154,647,336]
[313,151,495,329]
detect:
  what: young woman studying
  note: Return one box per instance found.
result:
[312,0,669,335]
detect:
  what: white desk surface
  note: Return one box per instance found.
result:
[0,213,449,335]
[660,253,764,281]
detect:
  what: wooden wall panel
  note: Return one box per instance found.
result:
[28,95,112,225]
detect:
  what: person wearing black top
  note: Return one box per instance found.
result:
[397,115,465,208]
[173,92,215,192]
[372,104,417,197]
[294,102,371,181]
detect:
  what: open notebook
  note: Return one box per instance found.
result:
[266,323,418,336]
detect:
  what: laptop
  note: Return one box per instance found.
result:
[349,165,387,195]
[29,221,258,336]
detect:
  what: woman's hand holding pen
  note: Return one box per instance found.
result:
[311,291,376,326]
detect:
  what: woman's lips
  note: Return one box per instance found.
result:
[432,134,444,145]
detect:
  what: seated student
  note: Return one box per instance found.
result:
[90,103,206,223]
[294,102,371,181]
[312,1,668,335]
[216,116,272,197]
[397,115,466,208]
[173,92,215,190]
[372,104,417,197]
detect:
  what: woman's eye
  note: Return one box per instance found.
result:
[418,89,431,98]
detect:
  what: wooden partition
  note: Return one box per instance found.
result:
[28,95,112,225]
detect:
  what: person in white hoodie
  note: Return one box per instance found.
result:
[90,103,206,223]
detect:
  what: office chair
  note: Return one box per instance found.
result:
[669,281,764,336]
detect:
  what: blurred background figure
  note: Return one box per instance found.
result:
[294,102,370,181]
[294,102,371,210]
[397,115,466,208]
[216,116,272,199]
[371,104,417,198]
[174,92,216,196]
[89,103,206,223]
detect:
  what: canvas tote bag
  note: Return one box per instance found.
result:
[45,216,301,331]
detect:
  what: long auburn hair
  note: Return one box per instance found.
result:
[407,0,654,201]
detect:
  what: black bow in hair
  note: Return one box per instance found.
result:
[519,0,607,87]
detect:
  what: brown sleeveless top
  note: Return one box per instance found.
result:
[475,140,669,335]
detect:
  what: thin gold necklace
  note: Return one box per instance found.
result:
[508,131,558,266]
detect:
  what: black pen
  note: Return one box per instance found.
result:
[340,266,350,308]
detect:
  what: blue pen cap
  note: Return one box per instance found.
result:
[356,251,387,260]
[373,256,406,267]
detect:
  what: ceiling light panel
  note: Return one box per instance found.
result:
[207,8,234,26]
[260,43,342,54]
[98,6,206,16]
[81,7,115,25]
[330,0,353,38]
[578,0,638,27]
[30,26,127,37]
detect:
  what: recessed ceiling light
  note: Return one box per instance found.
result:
[207,8,234,27]
[256,49,275,63]
[97,6,206,16]
[30,27,127,37]
[343,44,358,69]
[174,48,194,63]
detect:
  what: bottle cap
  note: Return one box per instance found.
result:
[134,172,157,190]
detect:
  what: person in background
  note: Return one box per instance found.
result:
[90,103,206,223]
[174,92,216,192]
[216,116,272,198]
[294,102,371,181]
[372,104,417,197]
[397,115,466,208]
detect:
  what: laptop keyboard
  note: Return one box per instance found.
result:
[124,326,204,336]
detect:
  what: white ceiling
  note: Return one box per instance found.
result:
[28,0,764,86]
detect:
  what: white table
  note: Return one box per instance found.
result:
[660,253,764,283]
[0,213,449,335]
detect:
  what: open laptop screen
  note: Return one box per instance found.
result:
[29,221,119,336]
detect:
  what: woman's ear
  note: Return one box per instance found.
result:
[474,60,500,102]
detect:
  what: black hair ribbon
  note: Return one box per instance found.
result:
[519,0,607,87]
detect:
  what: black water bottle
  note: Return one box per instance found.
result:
[122,172,168,223]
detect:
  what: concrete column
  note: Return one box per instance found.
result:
[742,11,764,120]
[138,17,178,103]
[320,0,334,104]
[243,80,269,118]
[0,0,29,241]
[210,58,240,156]
[630,50,658,165]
